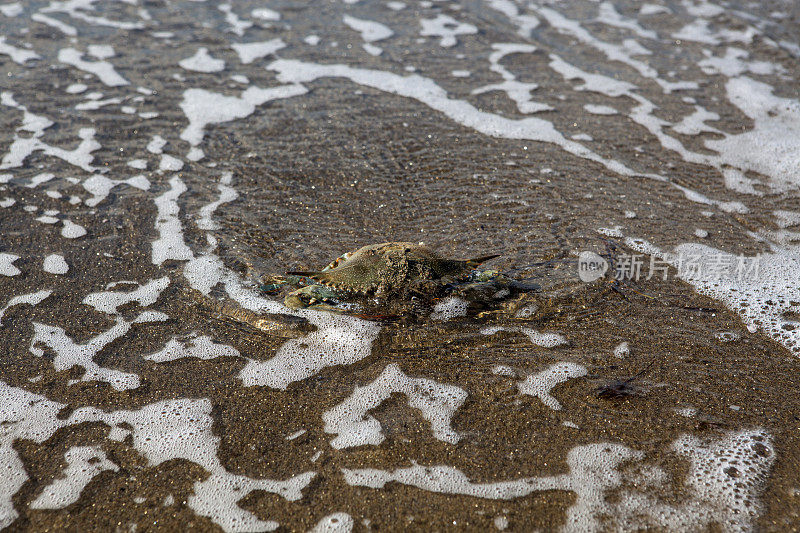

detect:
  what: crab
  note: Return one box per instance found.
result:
[260,242,539,315]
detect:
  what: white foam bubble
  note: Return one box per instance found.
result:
[343,14,392,55]
[24,172,54,189]
[342,461,569,498]
[30,446,118,509]
[309,512,353,533]
[668,429,774,531]
[0,289,51,325]
[613,341,629,358]
[682,0,724,18]
[344,427,774,531]
[517,362,587,410]
[698,47,782,78]
[1,93,99,172]
[774,210,800,229]
[218,3,252,36]
[88,44,115,60]
[491,365,515,377]
[0,2,22,17]
[485,0,539,38]
[673,15,757,46]
[61,219,87,238]
[535,6,692,93]
[705,77,800,193]
[481,325,567,347]
[36,215,59,224]
[0,382,67,528]
[628,238,800,355]
[595,1,658,40]
[583,104,617,115]
[231,38,285,64]
[184,254,225,295]
[671,106,721,136]
[83,277,170,314]
[269,60,638,178]
[58,48,128,87]
[251,7,280,21]
[152,176,194,264]
[29,315,156,390]
[159,154,184,172]
[323,363,467,449]
[147,134,166,154]
[431,296,468,320]
[239,310,381,390]
[40,0,144,30]
[419,14,477,47]
[522,328,568,347]
[197,172,238,230]
[82,174,150,206]
[0,253,20,276]
[43,254,68,274]
[0,36,39,64]
[179,85,308,146]
[179,47,225,73]
[472,44,552,114]
[0,386,315,532]
[31,13,77,36]
[144,333,240,363]
[187,146,204,160]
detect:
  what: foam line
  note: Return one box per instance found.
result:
[179,85,308,146]
[0,381,315,531]
[484,0,540,38]
[58,48,128,87]
[152,177,194,265]
[238,310,381,389]
[471,44,552,114]
[29,312,167,390]
[179,47,225,73]
[83,277,170,314]
[517,362,587,410]
[0,253,20,276]
[0,36,40,64]
[30,446,118,509]
[0,290,51,325]
[231,38,285,64]
[144,334,240,363]
[197,172,238,230]
[309,512,353,533]
[268,59,638,177]
[343,429,774,531]
[419,14,477,47]
[627,238,800,355]
[322,363,467,448]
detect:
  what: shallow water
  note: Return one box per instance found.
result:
[1,0,800,531]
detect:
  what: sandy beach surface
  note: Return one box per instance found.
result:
[1,0,800,530]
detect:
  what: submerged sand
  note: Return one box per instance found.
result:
[1,0,800,531]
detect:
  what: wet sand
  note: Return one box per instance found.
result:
[1,0,800,531]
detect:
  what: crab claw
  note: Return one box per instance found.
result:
[284,284,343,310]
